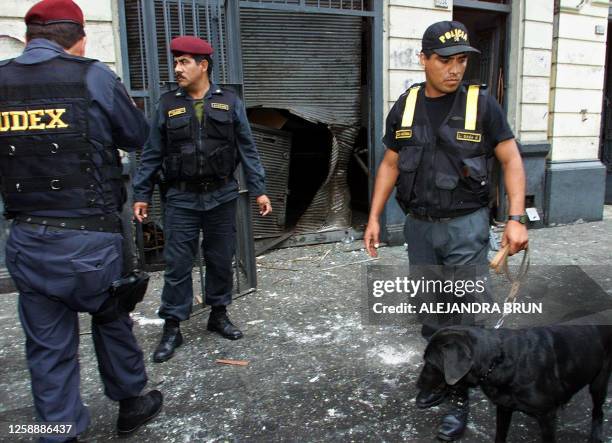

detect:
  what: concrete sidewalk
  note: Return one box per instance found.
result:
[1,206,611,442]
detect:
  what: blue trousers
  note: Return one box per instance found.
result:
[404,207,491,339]
[6,223,147,442]
[159,198,237,321]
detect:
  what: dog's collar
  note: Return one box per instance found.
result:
[479,354,503,383]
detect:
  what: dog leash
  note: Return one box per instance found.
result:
[489,244,530,329]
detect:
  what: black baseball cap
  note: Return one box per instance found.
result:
[422,21,480,57]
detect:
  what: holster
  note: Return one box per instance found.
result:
[110,269,150,313]
[156,171,169,203]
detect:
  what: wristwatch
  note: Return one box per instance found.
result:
[508,214,528,224]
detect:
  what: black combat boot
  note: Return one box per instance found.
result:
[437,386,469,441]
[207,306,243,340]
[117,390,163,436]
[416,383,448,409]
[152,319,183,363]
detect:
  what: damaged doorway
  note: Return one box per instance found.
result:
[453,1,509,104]
[453,0,511,221]
[239,2,377,248]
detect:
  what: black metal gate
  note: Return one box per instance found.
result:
[118,0,257,294]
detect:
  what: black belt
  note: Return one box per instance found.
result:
[174,178,229,194]
[408,213,455,222]
[408,210,480,223]
[14,214,122,233]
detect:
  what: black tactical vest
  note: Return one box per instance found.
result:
[159,87,238,183]
[0,54,124,216]
[394,82,494,217]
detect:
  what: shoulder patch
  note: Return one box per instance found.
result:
[168,107,186,117]
[211,102,229,111]
[395,129,412,139]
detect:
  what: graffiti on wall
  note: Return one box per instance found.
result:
[389,46,421,70]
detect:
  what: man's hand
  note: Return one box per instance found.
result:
[256,195,272,216]
[501,221,528,255]
[363,149,400,258]
[364,219,381,258]
[133,202,149,223]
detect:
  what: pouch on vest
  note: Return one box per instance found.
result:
[208,144,235,178]
[179,143,197,177]
[462,156,489,202]
[396,145,424,213]
[167,115,191,143]
[206,111,233,140]
[162,153,181,180]
[435,171,459,210]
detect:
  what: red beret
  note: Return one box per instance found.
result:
[170,36,214,56]
[25,0,84,26]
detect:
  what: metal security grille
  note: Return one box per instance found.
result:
[155,0,229,87]
[249,125,291,238]
[241,0,372,11]
[121,0,230,116]
[240,10,362,122]
[240,8,363,232]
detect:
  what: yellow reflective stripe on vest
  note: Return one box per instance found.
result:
[401,86,420,128]
[465,84,480,131]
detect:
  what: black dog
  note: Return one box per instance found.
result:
[416,325,612,442]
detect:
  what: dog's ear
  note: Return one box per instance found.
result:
[438,332,473,385]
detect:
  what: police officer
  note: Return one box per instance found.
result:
[0,0,163,440]
[364,21,528,441]
[133,36,271,363]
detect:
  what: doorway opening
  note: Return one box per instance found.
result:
[453,7,507,104]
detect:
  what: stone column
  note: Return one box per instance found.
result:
[546,0,608,224]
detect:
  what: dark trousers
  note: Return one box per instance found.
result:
[159,198,237,321]
[6,224,147,442]
[404,207,491,340]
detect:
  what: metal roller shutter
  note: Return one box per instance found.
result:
[240,8,363,233]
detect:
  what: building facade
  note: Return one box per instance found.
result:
[0,0,610,287]
[383,0,609,234]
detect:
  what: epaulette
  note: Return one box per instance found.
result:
[402,82,425,96]
[58,53,97,64]
[466,80,488,89]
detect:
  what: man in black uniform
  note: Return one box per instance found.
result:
[364,21,528,441]
[0,0,162,440]
[133,36,271,363]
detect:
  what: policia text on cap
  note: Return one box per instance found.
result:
[364,20,528,442]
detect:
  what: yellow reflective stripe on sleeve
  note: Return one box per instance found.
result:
[465,84,480,131]
[401,86,420,128]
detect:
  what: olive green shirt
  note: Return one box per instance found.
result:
[193,100,204,123]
